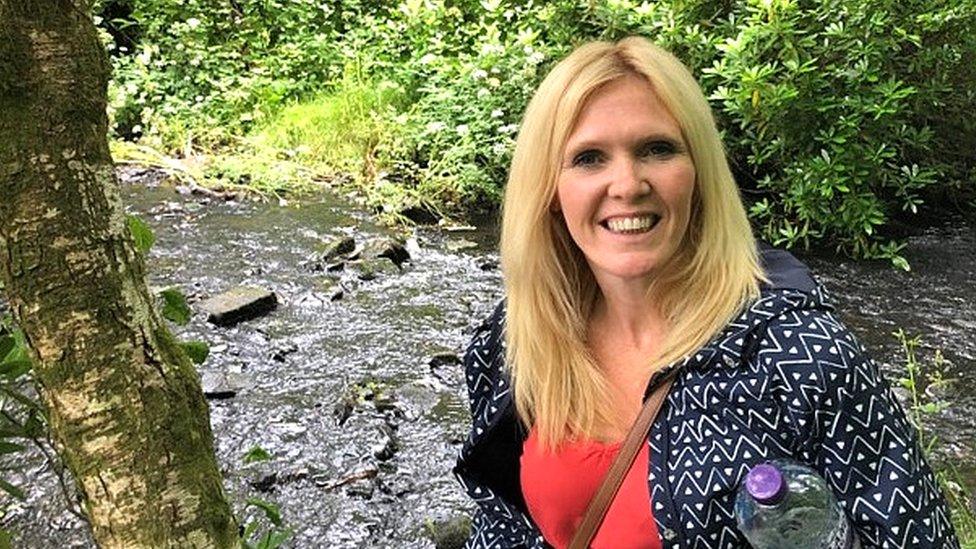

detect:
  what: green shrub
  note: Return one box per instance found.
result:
[98,0,976,262]
[99,0,353,148]
[701,0,973,261]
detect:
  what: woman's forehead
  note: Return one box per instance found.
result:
[563,76,683,148]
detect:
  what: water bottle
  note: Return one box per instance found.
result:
[735,459,858,549]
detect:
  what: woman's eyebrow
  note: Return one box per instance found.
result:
[565,132,683,153]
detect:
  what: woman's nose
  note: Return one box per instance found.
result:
[607,158,650,199]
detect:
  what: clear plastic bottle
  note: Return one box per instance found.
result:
[735,459,857,549]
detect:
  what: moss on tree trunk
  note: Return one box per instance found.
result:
[0,1,239,547]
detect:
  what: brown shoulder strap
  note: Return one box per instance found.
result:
[568,373,676,549]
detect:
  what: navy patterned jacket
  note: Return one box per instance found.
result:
[453,247,959,548]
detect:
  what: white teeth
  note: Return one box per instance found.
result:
[606,215,657,233]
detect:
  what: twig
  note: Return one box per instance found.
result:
[315,467,378,491]
[1,409,89,525]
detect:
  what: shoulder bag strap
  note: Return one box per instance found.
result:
[568,372,677,549]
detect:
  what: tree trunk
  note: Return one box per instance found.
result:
[0,2,239,547]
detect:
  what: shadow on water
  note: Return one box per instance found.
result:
[4,167,974,547]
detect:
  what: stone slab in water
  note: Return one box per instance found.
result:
[200,370,250,399]
[200,285,278,326]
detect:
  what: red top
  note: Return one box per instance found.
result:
[520,426,662,549]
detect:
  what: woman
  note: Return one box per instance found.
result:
[454,37,958,548]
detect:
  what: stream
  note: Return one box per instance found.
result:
[3,167,974,547]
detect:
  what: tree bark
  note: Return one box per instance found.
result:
[0,2,239,547]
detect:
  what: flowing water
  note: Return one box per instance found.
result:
[3,168,974,547]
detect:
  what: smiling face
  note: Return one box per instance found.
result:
[554,74,696,289]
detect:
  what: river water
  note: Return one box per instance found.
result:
[3,168,974,547]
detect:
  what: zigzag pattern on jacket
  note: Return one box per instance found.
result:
[453,283,959,548]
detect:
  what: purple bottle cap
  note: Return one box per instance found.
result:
[745,463,787,505]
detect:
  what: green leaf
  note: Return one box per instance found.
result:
[159,288,192,326]
[246,497,282,526]
[242,521,260,541]
[0,336,14,362]
[127,215,155,254]
[179,340,209,364]
[257,529,292,549]
[0,386,43,413]
[0,441,25,455]
[243,445,272,464]
[0,360,31,379]
[0,478,25,501]
[0,426,26,439]
[23,411,44,438]
[920,402,941,414]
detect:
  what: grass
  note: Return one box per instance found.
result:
[248,76,399,177]
[893,329,976,546]
[112,74,424,214]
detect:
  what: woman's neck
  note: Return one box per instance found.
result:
[589,280,666,352]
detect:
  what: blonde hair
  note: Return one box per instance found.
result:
[500,36,765,450]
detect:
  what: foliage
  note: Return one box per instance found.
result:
[97,0,976,261]
[125,215,211,363]
[96,0,349,147]
[239,447,291,549]
[705,0,970,263]
[242,445,272,464]
[240,497,291,549]
[159,287,192,326]
[250,72,402,178]
[0,318,40,504]
[179,341,209,365]
[126,214,155,254]
[893,329,976,545]
[0,316,68,541]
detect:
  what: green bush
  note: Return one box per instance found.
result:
[700,0,974,261]
[98,0,354,147]
[98,0,976,262]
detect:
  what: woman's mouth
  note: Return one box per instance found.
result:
[601,214,661,234]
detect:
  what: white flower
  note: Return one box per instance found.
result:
[491,109,504,118]
[472,69,488,79]
[499,124,518,134]
[480,43,504,56]
[186,17,201,29]
[426,121,446,133]
[528,52,545,65]
[137,48,152,65]
[456,124,470,136]
[477,88,490,98]
[419,53,437,65]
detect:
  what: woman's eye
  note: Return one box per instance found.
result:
[640,140,677,157]
[572,150,603,167]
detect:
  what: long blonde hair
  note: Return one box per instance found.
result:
[500,37,764,450]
